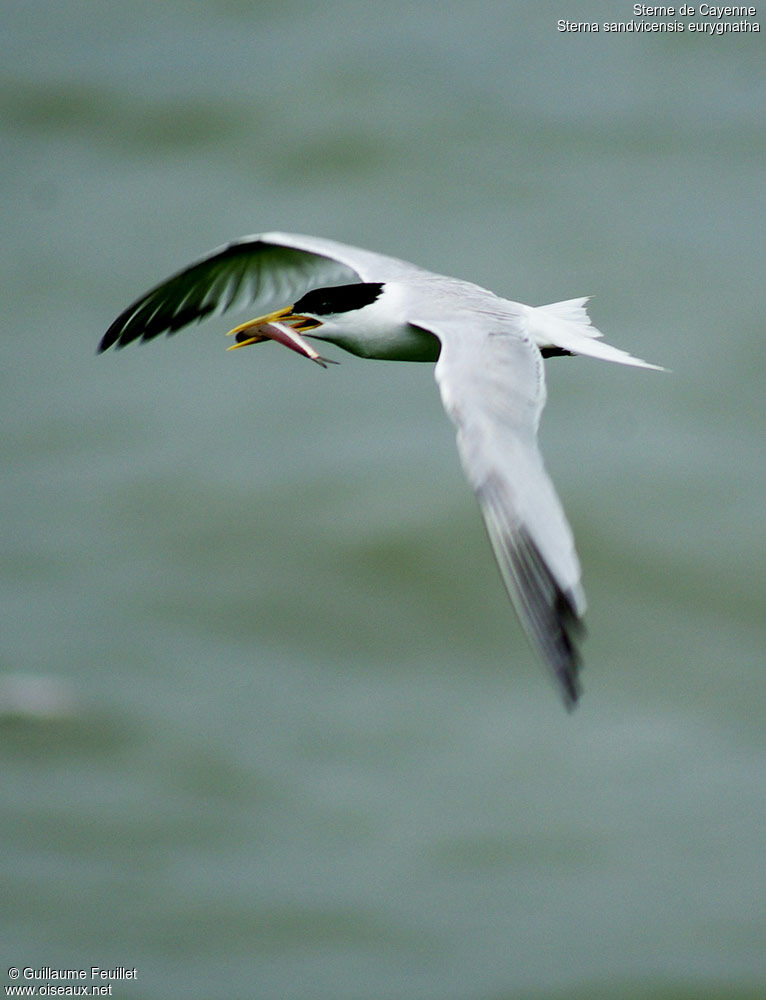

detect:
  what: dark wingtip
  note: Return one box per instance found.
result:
[476,476,587,711]
[97,332,117,353]
[559,661,582,711]
[551,588,585,710]
[510,526,586,711]
[98,316,130,353]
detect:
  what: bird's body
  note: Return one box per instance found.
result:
[101,232,662,709]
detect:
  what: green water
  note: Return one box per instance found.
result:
[2,2,763,997]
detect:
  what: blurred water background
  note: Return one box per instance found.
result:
[2,2,764,998]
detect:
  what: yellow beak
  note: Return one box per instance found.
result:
[226,307,320,350]
[225,307,335,367]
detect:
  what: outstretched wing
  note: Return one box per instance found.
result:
[425,314,586,708]
[99,232,422,351]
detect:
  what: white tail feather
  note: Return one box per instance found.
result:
[528,300,664,371]
[536,297,603,338]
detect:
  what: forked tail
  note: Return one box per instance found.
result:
[529,298,664,370]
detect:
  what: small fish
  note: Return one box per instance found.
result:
[228,320,338,368]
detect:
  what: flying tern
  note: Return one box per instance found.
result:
[100,232,662,709]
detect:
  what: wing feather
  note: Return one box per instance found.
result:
[429,317,586,708]
[99,233,418,352]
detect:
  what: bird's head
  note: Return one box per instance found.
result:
[226,283,385,363]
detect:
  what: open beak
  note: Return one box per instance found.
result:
[226,307,336,368]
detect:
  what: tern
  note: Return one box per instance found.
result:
[100,232,662,709]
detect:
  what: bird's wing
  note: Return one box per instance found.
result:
[422,313,586,708]
[100,232,422,351]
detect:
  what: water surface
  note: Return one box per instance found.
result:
[2,2,764,998]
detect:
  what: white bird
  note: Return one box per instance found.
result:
[100,232,662,709]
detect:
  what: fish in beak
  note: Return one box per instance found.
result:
[226,307,337,368]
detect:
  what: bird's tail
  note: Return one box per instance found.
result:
[529,298,664,370]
